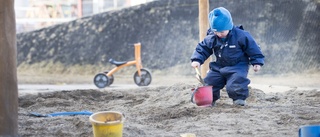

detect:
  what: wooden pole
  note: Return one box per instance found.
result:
[0,0,18,136]
[198,0,210,78]
[77,0,83,17]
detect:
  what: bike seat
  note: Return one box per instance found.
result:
[109,58,127,66]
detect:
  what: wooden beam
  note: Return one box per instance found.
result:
[198,0,210,78]
[0,0,18,136]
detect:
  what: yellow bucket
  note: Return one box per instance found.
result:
[89,111,125,137]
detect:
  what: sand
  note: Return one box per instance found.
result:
[17,74,320,137]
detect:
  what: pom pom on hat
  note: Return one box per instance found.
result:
[208,7,233,32]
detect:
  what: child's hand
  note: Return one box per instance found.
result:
[253,65,261,72]
[191,61,200,68]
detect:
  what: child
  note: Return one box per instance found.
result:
[190,7,264,106]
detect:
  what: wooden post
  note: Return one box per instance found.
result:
[77,0,83,17]
[198,0,210,78]
[0,0,18,136]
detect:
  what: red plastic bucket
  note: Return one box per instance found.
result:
[191,86,213,107]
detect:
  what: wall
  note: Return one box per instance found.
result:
[16,0,320,75]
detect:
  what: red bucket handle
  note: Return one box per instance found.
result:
[191,87,199,104]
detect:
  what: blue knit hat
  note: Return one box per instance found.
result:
[208,7,233,32]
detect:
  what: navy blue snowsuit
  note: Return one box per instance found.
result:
[191,26,264,102]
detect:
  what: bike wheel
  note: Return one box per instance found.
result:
[93,73,110,88]
[103,71,114,85]
[133,68,152,86]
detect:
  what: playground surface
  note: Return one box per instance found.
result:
[18,74,320,136]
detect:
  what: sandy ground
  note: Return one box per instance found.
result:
[17,73,320,137]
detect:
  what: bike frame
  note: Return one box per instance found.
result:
[106,43,143,77]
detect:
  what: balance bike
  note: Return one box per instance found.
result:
[93,43,152,88]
